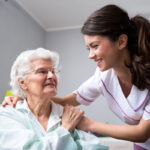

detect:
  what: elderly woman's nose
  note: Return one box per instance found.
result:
[47,71,54,78]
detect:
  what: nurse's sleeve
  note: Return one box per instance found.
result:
[0,114,77,150]
[143,98,150,120]
[73,68,103,105]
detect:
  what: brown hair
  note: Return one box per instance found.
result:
[81,5,150,90]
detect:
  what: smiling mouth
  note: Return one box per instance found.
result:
[97,58,103,65]
[44,82,56,88]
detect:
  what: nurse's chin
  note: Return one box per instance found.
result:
[98,66,109,72]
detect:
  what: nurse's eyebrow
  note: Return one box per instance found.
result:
[86,42,94,47]
[90,41,99,46]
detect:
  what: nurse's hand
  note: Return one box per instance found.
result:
[61,105,84,132]
[0,96,21,107]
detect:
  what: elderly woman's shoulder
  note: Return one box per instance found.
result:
[0,105,16,113]
[0,105,26,122]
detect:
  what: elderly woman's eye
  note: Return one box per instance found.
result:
[52,70,55,74]
[53,69,60,74]
[37,69,48,74]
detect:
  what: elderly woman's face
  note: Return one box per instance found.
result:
[20,58,58,97]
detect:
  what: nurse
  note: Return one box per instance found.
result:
[2,4,150,150]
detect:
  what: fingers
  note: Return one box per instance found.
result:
[61,105,84,132]
[63,105,84,120]
[70,107,84,120]
[12,97,19,106]
[2,96,13,107]
[1,96,17,107]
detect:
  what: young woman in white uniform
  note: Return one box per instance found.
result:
[2,4,150,150]
[53,4,150,150]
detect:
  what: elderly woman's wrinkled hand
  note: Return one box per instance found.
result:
[61,105,84,132]
[1,96,21,107]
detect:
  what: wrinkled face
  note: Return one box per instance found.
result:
[84,35,121,71]
[19,58,58,98]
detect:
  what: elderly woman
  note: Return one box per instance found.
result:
[0,48,108,150]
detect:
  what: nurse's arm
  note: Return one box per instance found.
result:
[52,93,80,106]
[1,93,80,107]
[77,117,150,143]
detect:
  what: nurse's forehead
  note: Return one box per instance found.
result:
[84,35,105,41]
[84,35,103,45]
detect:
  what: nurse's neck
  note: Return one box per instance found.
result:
[114,66,131,82]
[113,47,132,82]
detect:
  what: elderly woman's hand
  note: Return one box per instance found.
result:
[61,105,84,132]
[1,96,21,107]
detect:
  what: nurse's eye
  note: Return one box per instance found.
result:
[91,45,98,49]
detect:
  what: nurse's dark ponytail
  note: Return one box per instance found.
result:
[130,16,150,90]
[81,4,150,90]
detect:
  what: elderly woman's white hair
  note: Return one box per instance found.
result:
[10,48,60,99]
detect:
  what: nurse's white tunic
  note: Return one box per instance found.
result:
[0,100,108,150]
[74,68,150,149]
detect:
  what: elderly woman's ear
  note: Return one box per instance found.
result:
[18,78,27,90]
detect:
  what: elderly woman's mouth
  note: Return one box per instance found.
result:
[44,82,56,88]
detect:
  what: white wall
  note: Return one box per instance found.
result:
[0,1,124,124]
[45,29,124,124]
[0,0,46,101]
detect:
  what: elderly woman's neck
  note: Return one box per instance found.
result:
[26,96,51,118]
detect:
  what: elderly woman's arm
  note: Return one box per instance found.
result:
[0,107,81,150]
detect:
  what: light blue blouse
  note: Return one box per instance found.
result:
[0,100,108,150]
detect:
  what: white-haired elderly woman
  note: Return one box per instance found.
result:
[0,48,108,150]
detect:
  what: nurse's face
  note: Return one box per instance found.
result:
[84,35,122,72]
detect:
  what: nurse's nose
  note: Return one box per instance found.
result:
[88,50,95,59]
